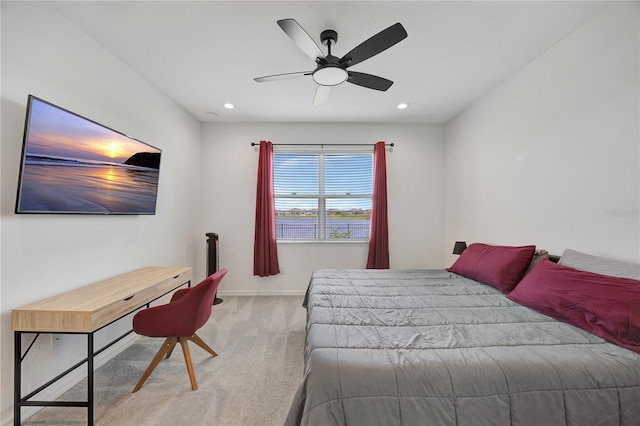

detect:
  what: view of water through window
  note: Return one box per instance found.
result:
[274,152,373,240]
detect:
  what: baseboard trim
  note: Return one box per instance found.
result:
[217,290,306,297]
[11,333,142,425]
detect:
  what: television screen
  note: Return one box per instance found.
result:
[15,95,162,214]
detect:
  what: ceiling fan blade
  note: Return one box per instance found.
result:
[347,71,393,91]
[313,85,331,106]
[277,19,326,61]
[339,23,407,68]
[254,71,312,83]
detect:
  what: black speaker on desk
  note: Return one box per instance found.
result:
[206,232,223,305]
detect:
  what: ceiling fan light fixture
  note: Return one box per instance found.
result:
[312,66,348,86]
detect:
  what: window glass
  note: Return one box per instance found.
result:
[325,154,373,195]
[274,152,372,241]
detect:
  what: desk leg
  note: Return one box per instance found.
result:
[88,333,94,426]
[14,332,21,426]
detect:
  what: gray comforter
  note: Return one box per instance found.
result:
[285,269,640,426]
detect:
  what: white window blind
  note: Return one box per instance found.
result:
[273,152,373,240]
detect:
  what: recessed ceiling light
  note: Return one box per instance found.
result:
[223,103,234,109]
[397,103,409,110]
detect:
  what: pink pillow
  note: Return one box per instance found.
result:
[508,259,640,354]
[447,243,535,292]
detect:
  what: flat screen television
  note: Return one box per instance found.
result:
[15,95,162,214]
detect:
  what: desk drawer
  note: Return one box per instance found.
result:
[92,268,192,331]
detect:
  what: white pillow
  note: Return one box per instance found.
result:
[558,249,640,280]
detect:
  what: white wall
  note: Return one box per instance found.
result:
[201,122,446,296]
[444,2,639,265]
[1,2,202,423]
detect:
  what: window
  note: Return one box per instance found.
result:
[273,151,373,240]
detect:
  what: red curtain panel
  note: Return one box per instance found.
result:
[366,141,390,269]
[253,141,280,276]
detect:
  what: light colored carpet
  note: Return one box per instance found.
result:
[23,296,307,426]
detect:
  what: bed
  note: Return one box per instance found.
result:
[284,246,640,426]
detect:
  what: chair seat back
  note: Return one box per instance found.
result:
[133,269,227,338]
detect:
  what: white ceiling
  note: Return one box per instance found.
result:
[51,1,604,123]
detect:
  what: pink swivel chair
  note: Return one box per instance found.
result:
[132,269,227,392]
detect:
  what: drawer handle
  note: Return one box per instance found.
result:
[123,295,134,301]
[173,275,180,279]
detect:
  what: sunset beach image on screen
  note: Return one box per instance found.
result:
[15,96,161,214]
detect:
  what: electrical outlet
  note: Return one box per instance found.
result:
[50,334,63,350]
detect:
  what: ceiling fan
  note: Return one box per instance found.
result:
[254,19,408,106]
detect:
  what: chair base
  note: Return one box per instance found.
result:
[132,333,217,393]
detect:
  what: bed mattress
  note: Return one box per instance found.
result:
[285,269,640,426]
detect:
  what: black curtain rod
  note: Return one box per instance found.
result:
[250,142,394,147]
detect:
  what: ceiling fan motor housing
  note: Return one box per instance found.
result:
[313,28,348,86]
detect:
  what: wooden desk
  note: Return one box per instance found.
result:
[12,266,192,426]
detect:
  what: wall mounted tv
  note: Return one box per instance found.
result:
[15,95,162,215]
